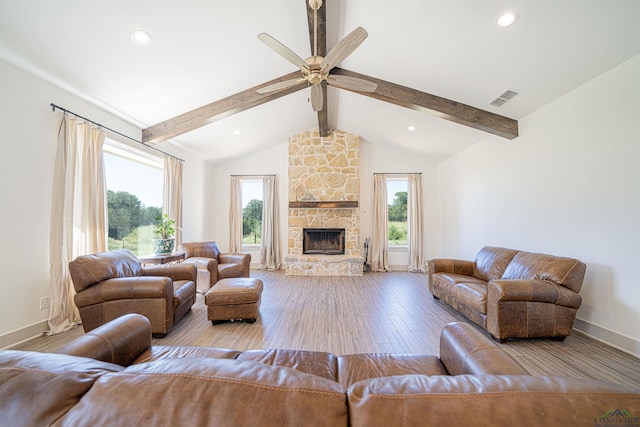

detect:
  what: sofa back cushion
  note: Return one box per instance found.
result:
[237,349,338,382]
[501,251,587,292]
[61,358,347,426]
[182,241,221,260]
[0,350,122,426]
[69,249,142,292]
[347,374,640,427]
[473,247,519,282]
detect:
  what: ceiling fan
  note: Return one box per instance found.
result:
[143,1,518,145]
[256,0,377,112]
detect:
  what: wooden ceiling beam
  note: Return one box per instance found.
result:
[306,0,329,137]
[142,71,307,145]
[332,68,519,139]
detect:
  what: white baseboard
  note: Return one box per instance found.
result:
[574,318,640,358]
[0,320,49,349]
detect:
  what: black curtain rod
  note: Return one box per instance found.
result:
[374,172,422,175]
[50,103,185,163]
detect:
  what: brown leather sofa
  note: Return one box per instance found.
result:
[1,314,637,426]
[68,249,196,336]
[180,241,251,292]
[428,246,587,342]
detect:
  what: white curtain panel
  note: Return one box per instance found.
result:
[163,156,184,248]
[48,116,107,334]
[370,174,389,272]
[407,173,426,272]
[260,175,281,270]
[228,176,243,252]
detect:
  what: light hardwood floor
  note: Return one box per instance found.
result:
[11,270,640,387]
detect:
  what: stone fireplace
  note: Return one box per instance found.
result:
[286,129,363,276]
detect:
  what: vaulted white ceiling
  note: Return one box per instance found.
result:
[2,1,639,164]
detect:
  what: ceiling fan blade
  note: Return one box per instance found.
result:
[258,33,310,71]
[310,83,323,112]
[256,78,306,94]
[319,27,368,73]
[327,75,377,92]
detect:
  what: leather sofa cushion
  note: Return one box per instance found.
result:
[61,358,347,427]
[501,251,586,292]
[0,350,122,426]
[347,374,640,427]
[237,349,338,381]
[134,346,241,364]
[453,282,487,313]
[430,273,486,296]
[69,249,142,292]
[172,280,195,309]
[473,246,519,282]
[337,354,447,390]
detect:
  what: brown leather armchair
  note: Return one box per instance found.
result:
[180,241,251,292]
[68,249,196,336]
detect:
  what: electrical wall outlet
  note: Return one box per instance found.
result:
[39,296,50,310]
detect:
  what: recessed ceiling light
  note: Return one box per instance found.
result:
[407,126,416,131]
[497,11,518,27]
[233,129,242,135]
[131,29,152,45]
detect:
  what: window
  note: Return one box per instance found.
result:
[387,178,408,246]
[242,179,263,245]
[103,139,163,256]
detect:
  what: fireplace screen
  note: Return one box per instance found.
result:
[303,228,345,255]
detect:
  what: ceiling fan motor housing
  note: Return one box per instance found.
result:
[304,56,326,85]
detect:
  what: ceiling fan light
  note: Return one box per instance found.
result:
[131,29,152,45]
[497,11,518,27]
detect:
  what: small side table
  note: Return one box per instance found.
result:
[139,251,186,265]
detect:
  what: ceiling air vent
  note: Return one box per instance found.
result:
[490,89,521,107]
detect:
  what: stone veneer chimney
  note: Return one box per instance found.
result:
[286,129,363,276]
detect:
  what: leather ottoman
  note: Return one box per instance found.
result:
[204,278,263,325]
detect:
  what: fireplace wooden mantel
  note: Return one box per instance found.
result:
[289,201,358,209]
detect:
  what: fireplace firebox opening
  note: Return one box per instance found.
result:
[303,228,346,255]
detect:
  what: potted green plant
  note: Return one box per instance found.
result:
[152,214,176,254]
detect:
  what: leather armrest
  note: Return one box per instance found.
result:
[74,277,173,308]
[51,314,152,366]
[488,279,582,309]
[427,259,474,276]
[439,322,528,375]
[143,263,197,282]
[219,252,251,267]
[219,253,251,277]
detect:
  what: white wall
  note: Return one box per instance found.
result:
[212,135,440,269]
[0,59,213,344]
[438,54,640,355]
